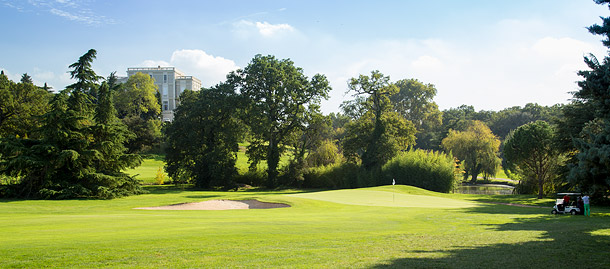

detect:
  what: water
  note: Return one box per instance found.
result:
[456,184,515,195]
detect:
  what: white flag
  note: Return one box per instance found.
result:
[392,178,395,185]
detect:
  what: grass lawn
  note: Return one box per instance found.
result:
[1,185,609,268]
[123,156,167,185]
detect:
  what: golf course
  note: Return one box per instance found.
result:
[1,184,609,268]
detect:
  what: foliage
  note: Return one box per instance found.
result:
[343,71,417,170]
[306,139,344,167]
[66,49,103,99]
[504,121,561,198]
[154,167,165,185]
[441,121,501,183]
[0,50,143,199]
[382,149,457,193]
[227,54,331,187]
[113,72,162,153]
[0,74,51,138]
[164,85,242,188]
[390,78,443,149]
[564,1,610,203]
[343,111,416,167]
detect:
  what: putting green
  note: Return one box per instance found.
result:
[288,189,479,208]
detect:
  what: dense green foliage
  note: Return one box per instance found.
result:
[442,121,501,183]
[303,149,457,192]
[114,72,162,153]
[561,0,610,203]
[227,54,331,187]
[164,85,243,188]
[504,121,561,198]
[0,72,51,138]
[0,50,143,199]
[343,71,416,170]
[383,150,457,193]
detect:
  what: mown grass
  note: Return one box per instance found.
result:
[1,185,608,268]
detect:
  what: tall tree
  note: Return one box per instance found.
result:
[504,121,560,198]
[390,78,442,150]
[67,49,103,100]
[20,73,33,84]
[165,85,243,188]
[564,0,610,202]
[441,121,501,183]
[227,54,331,187]
[345,70,414,170]
[0,74,51,138]
[0,51,143,199]
[113,72,162,153]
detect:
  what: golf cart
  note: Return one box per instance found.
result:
[551,193,582,215]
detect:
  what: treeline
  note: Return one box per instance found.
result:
[2,1,610,201]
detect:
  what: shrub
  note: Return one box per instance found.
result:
[154,167,165,185]
[381,150,457,193]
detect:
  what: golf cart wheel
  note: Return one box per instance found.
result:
[570,210,577,215]
[551,209,557,215]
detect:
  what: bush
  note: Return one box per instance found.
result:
[382,150,457,193]
[303,162,361,189]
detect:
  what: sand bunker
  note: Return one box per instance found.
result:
[135,199,290,210]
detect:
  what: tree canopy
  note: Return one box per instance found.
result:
[165,85,243,188]
[227,54,331,187]
[504,121,560,198]
[441,121,501,183]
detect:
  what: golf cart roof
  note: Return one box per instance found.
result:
[557,193,582,196]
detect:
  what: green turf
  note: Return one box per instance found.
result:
[1,185,609,268]
[124,157,167,184]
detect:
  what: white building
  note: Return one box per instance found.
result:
[123,66,201,122]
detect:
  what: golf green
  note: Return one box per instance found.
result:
[289,189,478,208]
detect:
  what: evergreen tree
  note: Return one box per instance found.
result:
[565,0,610,202]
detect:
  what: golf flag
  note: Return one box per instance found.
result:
[392,178,395,185]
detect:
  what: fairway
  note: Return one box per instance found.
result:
[1,185,609,268]
[289,188,478,208]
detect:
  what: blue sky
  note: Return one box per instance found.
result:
[1,0,608,114]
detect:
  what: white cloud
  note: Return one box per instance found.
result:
[233,20,295,38]
[142,49,239,88]
[313,32,606,114]
[256,21,294,36]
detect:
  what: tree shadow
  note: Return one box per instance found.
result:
[372,213,610,268]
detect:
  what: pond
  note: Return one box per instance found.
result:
[455,184,515,195]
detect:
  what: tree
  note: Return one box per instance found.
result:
[0,50,143,199]
[113,72,162,153]
[504,121,560,198]
[389,79,442,150]
[20,73,33,84]
[344,70,416,170]
[441,121,501,183]
[390,79,442,131]
[67,49,103,100]
[227,54,331,187]
[343,110,416,168]
[0,74,51,138]
[564,0,610,202]
[165,85,243,188]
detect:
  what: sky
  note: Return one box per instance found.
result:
[1,0,609,114]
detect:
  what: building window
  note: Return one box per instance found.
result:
[163,101,169,111]
[164,74,167,83]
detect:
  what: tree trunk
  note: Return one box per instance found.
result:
[537,175,544,199]
[267,134,280,188]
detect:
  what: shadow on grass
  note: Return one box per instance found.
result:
[373,213,610,268]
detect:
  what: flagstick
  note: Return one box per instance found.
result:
[393,178,395,203]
